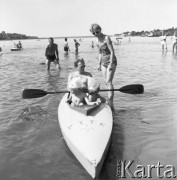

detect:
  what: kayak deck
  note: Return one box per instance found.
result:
[58,93,113,178]
[67,102,101,116]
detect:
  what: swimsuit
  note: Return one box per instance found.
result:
[64,46,69,51]
[98,41,117,68]
[161,36,167,45]
[46,55,56,62]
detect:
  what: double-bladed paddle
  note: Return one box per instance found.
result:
[22,84,144,99]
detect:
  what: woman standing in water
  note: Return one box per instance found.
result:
[90,23,117,110]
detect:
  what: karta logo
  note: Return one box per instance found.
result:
[116,160,177,179]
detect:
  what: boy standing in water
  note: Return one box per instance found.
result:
[45,37,61,70]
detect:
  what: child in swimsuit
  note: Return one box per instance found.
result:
[87,77,102,103]
[67,77,101,107]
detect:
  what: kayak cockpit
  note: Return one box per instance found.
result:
[67,102,101,116]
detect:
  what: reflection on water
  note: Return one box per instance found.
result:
[0,37,177,180]
[162,50,168,59]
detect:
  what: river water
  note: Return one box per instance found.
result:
[0,37,177,180]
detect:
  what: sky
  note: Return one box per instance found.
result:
[0,0,177,37]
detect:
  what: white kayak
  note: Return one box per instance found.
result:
[58,93,113,179]
[11,48,22,51]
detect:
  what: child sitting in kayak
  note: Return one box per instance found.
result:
[87,77,104,103]
[67,77,101,107]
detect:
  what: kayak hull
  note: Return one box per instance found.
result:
[11,48,22,51]
[58,93,113,178]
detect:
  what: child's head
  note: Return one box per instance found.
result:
[87,77,100,94]
[74,58,85,68]
[74,58,86,73]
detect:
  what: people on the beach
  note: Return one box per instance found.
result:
[14,41,22,49]
[67,58,101,106]
[45,37,61,70]
[160,31,167,51]
[171,32,177,53]
[74,39,80,55]
[90,23,117,110]
[64,38,70,55]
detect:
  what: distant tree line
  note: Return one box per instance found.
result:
[115,27,177,37]
[0,31,38,40]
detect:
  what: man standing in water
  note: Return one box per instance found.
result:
[45,37,61,70]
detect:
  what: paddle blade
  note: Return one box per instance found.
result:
[22,89,47,99]
[118,84,144,94]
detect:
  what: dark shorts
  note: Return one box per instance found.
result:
[46,55,56,62]
[64,46,69,51]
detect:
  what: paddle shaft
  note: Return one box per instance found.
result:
[44,89,122,93]
[47,91,68,94]
[100,88,122,92]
